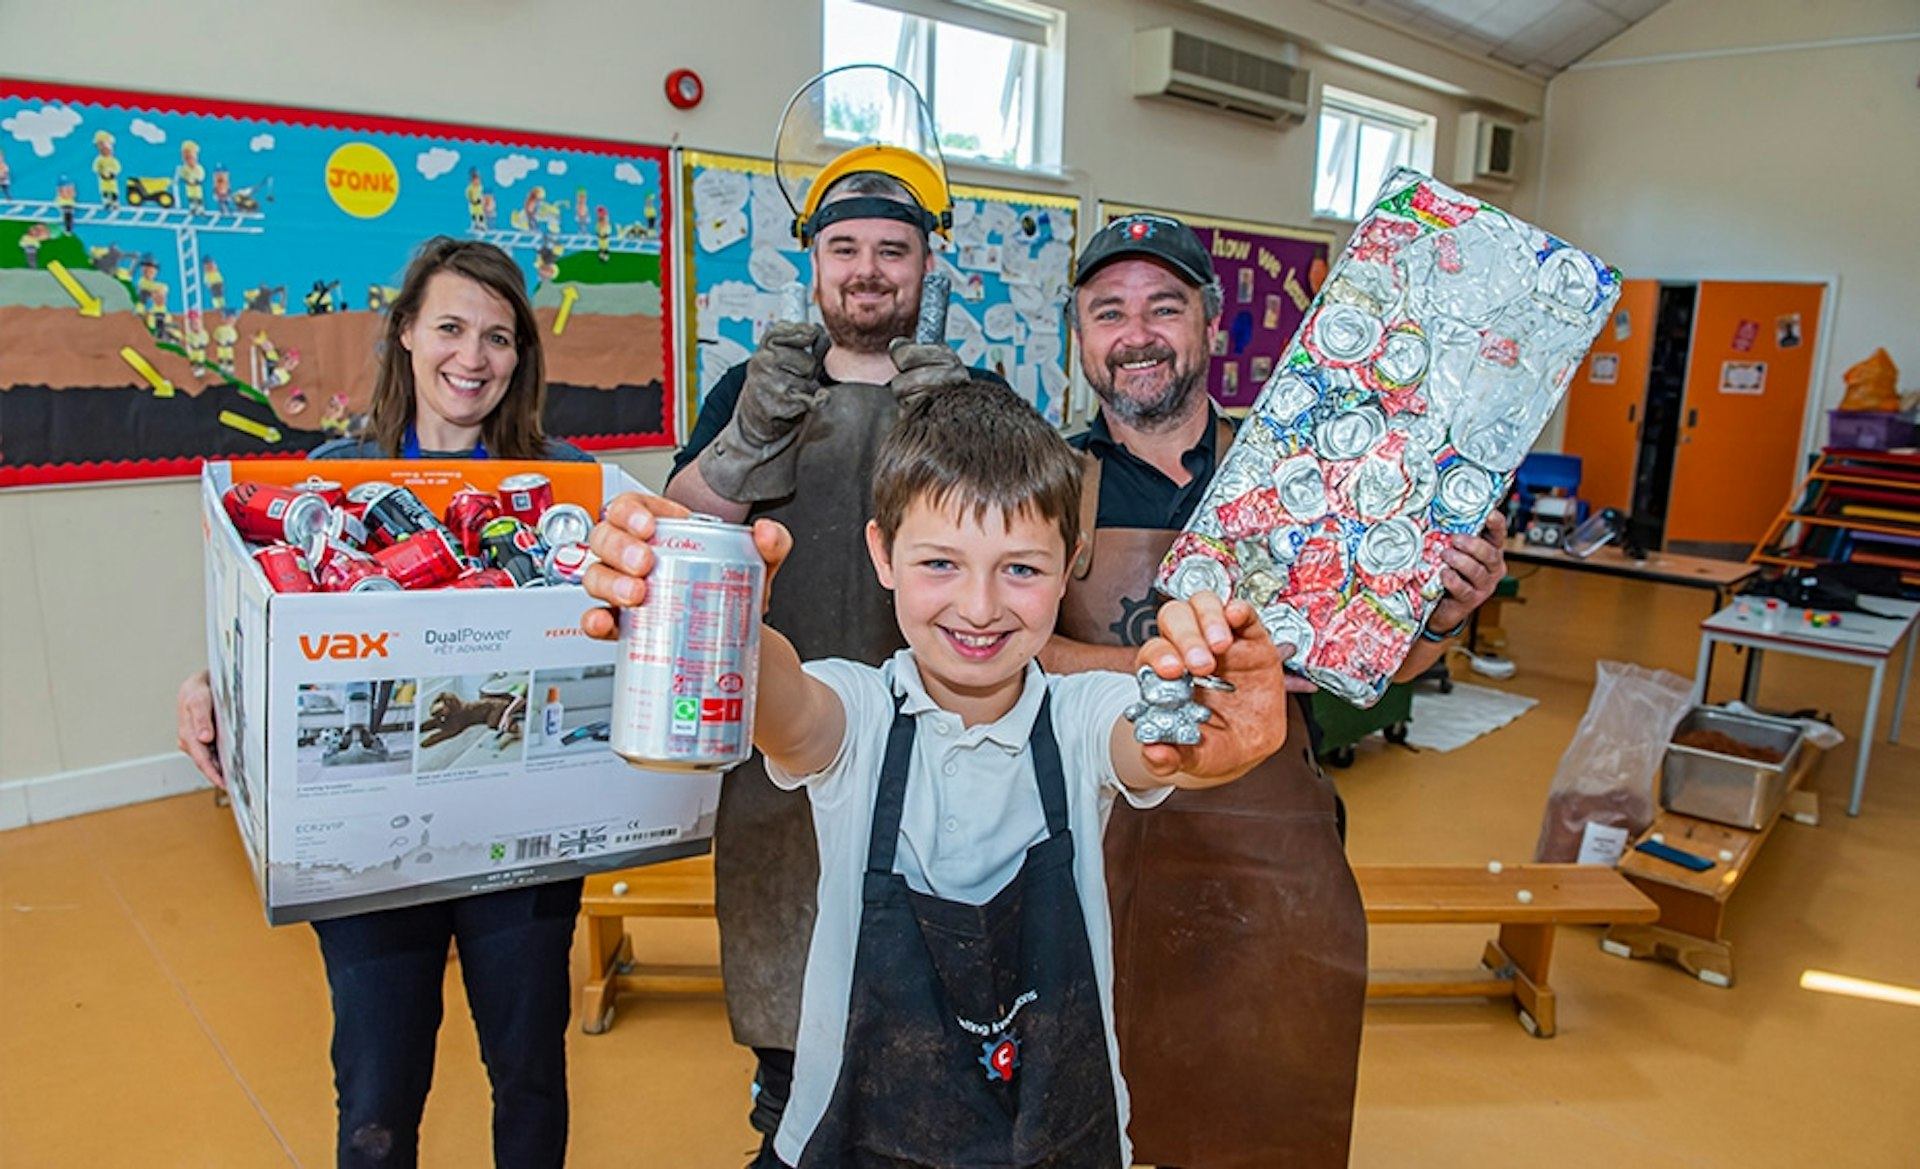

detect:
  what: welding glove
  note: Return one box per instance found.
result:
[887,337,970,409]
[698,321,831,502]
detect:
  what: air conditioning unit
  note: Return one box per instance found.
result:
[1455,112,1520,185]
[1131,27,1310,126]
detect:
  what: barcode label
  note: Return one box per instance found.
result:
[515,835,551,861]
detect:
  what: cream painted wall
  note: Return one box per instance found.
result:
[0,0,1536,786]
[1535,0,1920,449]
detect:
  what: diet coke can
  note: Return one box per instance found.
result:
[223,482,331,546]
[543,542,594,585]
[252,543,316,593]
[349,482,449,550]
[612,516,764,771]
[498,472,554,526]
[444,488,504,558]
[372,528,466,590]
[536,503,594,550]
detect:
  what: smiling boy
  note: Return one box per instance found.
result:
[585,380,1291,1168]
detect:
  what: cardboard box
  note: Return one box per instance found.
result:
[201,459,720,925]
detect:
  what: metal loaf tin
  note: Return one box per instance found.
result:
[1660,707,1805,830]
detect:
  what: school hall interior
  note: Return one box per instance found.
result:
[2,0,1917,1166]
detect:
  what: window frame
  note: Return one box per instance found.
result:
[822,0,1065,174]
[1313,85,1437,222]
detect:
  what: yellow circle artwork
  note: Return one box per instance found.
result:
[325,143,400,219]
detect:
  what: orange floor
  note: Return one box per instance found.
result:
[3,566,1917,1167]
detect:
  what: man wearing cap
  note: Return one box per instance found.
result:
[1046,212,1506,1168]
[665,167,1002,1167]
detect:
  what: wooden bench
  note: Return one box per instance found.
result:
[1354,863,1659,1037]
[579,854,724,1035]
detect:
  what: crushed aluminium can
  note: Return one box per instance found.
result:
[611,515,764,771]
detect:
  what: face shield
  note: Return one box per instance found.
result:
[774,64,953,248]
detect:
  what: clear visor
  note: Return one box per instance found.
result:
[773,64,949,234]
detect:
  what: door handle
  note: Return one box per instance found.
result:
[1627,404,1637,423]
[1687,407,1698,428]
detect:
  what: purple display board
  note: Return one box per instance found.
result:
[1101,203,1334,412]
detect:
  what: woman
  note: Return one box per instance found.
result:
[176,237,591,1168]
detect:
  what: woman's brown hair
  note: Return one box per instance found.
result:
[365,236,549,458]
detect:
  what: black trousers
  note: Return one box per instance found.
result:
[311,880,581,1168]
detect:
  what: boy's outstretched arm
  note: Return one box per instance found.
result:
[580,493,845,776]
[1109,592,1293,792]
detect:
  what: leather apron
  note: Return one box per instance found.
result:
[1060,447,1368,1169]
[717,381,909,1050]
[794,693,1122,1169]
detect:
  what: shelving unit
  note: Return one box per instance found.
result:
[1751,448,1920,588]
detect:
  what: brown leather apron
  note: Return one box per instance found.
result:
[1062,447,1368,1169]
[715,381,909,1050]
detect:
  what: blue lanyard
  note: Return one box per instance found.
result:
[403,425,487,460]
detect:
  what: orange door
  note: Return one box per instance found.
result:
[1560,279,1658,513]
[1665,281,1825,546]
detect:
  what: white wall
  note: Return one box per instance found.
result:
[0,0,1536,807]
[1535,0,1920,447]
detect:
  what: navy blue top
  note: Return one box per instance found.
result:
[309,436,595,463]
[1066,408,1230,530]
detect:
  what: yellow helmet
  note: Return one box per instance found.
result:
[93,129,114,146]
[774,66,952,247]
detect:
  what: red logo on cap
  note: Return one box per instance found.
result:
[1129,221,1150,239]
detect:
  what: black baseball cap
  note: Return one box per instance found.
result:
[1072,212,1214,288]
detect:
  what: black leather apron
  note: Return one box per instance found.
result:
[794,693,1122,1169]
[717,382,909,1049]
[1061,448,1368,1169]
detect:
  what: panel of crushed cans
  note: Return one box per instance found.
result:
[223,471,597,595]
[1155,168,1621,707]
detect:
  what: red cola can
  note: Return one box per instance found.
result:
[449,567,518,589]
[445,488,504,559]
[318,556,401,593]
[291,475,347,510]
[481,516,547,587]
[373,528,466,590]
[498,472,554,526]
[252,543,316,593]
[348,482,449,550]
[308,530,374,578]
[223,482,331,546]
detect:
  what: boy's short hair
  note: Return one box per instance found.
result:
[873,379,1081,559]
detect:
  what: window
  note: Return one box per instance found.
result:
[1313,86,1436,221]
[823,0,1063,171]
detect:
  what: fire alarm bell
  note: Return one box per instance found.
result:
[666,69,704,110]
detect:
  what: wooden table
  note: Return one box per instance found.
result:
[1604,742,1821,987]
[1694,597,1919,815]
[1475,539,1759,661]
[1355,863,1658,1037]
[1501,537,1759,609]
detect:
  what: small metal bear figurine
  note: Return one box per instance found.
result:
[1124,666,1216,746]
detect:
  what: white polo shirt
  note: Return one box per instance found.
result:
[767,650,1166,1167]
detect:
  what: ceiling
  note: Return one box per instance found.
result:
[1325,0,1672,78]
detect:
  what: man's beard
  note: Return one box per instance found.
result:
[1087,343,1206,430]
[820,279,919,355]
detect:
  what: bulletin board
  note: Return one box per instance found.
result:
[1100,202,1334,413]
[0,80,675,488]
[679,149,1080,430]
